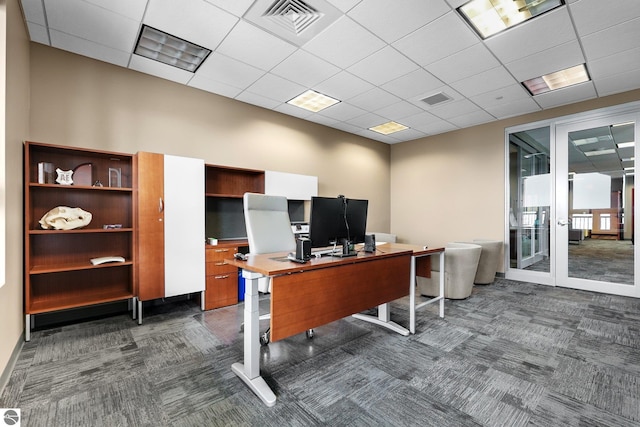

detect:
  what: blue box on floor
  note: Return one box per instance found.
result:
[238,270,245,301]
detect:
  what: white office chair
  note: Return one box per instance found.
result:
[243,193,313,344]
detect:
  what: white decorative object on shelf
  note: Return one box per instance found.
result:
[39,206,92,230]
[90,256,125,265]
[55,168,73,185]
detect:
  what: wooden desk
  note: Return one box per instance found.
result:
[227,246,413,406]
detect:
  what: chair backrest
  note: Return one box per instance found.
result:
[244,193,296,255]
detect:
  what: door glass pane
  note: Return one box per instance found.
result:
[567,122,635,284]
[509,126,551,272]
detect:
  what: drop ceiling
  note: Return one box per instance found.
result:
[19,0,640,144]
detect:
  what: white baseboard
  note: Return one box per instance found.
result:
[0,332,24,396]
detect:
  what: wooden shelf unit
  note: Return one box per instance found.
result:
[24,141,135,340]
[205,164,264,197]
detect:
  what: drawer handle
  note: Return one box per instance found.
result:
[214,275,229,279]
[214,262,226,266]
[214,249,230,253]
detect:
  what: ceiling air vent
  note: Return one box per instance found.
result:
[421,92,452,106]
[264,0,323,35]
[244,0,341,47]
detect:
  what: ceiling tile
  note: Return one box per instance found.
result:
[470,84,530,110]
[188,74,244,98]
[348,0,450,43]
[589,46,640,81]
[25,22,50,45]
[393,11,479,66]
[21,0,46,25]
[274,103,315,119]
[314,71,374,101]
[195,52,265,89]
[594,69,640,97]
[429,99,483,120]
[569,0,640,36]
[427,43,500,84]
[381,69,444,99]
[483,97,541,119]
[401,111,455,134]
[505,40,585,81]
[84,0,147,20]
[346,112,387,129]
[347,46,419,86]
[485,7,577,64]
[245,73,306,103]
[271,50,341,88]
[325,0,363,14]
[317,102,367,121]
[303,16,386,68]
[448,109,495,128]
[204,0,255,17]
[450,66,518,98]
[129,55,194,85]
[348,87,401,111]
[374,101,424,122]
[533,82,597,109]
[216,21,297,71]
[235,91,281,110]
[581,17,640,61]
[144,0,238,51]
[50,30,131,67]
[44,0,140,51]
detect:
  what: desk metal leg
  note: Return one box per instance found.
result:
[352,303,410,336]
[410,255,416,334]
[231,270,276,407]
[439,252,445,318]
[413,251,446,330]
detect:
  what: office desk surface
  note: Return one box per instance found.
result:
[226,244,414,276]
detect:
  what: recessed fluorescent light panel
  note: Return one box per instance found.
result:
[287,90,340,112]
[583,149,616,157]
[458,0,565,39]
[522,64,590,96]
[369,121,409,135]
[134,25,211,72]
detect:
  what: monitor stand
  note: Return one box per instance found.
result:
[332,251,357,258]
[332,240,357,257]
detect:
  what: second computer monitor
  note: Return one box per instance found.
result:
[308,196,368,248]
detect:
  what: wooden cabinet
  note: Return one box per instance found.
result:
[205,244,239,309]
[135,152,205,322]
[24,141,135,341]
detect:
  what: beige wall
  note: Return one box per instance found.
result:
[391,89,640,271]
[28,44,391,229]
[1,0,30,386]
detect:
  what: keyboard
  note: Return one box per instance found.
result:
[311,248,338,257]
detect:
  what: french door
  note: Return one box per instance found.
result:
[507,103,640,297]
[556,112,638,297]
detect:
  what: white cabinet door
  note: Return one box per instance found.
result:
[164,155,205,297]
[265,171,318,200]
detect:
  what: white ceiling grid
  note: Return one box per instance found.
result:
[18,0,640,144]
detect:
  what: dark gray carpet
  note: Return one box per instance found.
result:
[2,278,640,426]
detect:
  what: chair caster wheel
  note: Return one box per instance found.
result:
[306,329,314,339]
[260,331,270,346]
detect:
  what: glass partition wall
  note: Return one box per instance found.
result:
[509,126,551,274]
[506,103,640,297]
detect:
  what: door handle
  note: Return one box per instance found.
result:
[158,197,164,213]
[557,219,571,226]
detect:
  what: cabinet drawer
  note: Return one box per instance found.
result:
[205,273,238,310]
[206,260,234,276]
[206,246,237,262]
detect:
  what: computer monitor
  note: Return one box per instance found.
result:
[308,196,368,249]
